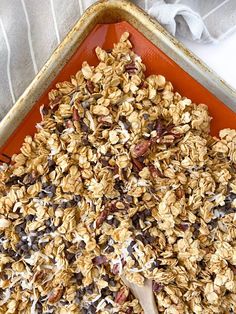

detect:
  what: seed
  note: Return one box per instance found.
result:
[193,222,200,238]
[66,251,75,263]
[23,173,37,185]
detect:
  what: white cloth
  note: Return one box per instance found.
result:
[1,0,236,120]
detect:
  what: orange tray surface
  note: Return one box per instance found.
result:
[1,21,236,160]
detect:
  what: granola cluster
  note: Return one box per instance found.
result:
[0,32,236,314]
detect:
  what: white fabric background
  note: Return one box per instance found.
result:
[182,32,236,90]
[1,0,236,120]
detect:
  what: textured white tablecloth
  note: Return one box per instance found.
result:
[182,32,236,90]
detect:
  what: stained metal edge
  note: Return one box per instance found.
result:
[0,0,235,148]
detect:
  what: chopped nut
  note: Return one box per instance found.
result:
[48,287,64,304]
[175,187,185,199]
[131,140,151,158]
[72,107,80,121]
[115,286,129,304]
[86,80,94,94]
[96,210,109,227]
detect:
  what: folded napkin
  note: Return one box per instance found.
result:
[0,0,236,120]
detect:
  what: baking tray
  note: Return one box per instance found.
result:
[0,0,236,164]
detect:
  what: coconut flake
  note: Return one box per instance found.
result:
[0,289,11,306]
[96,298,106,311]
[30,297,38,314]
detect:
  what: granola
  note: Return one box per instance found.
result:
[0,32,236,314]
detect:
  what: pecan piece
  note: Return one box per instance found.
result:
[86,80,94,94]
[48,286,64,304]
[139,81,148,89]
[229,263,236,275]
[131,157,144,171]
[175,188,185,199]
[115,286,129,304]
[72,107,80,121]
[96,210,109,228]
[112,259,126,275]
[165,123,175,134]
[131,140,151,158]
[33,270,47,283]
[168,131,182,139]
[49,96,62,110]
[39,105,48,120]
[156,118,164,137]
[125,61,137,74]
[65,119,73,128]
[176,223,189,231]
[148,165,164,178]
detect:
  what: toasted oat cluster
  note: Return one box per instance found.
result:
[0,32,236,314]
